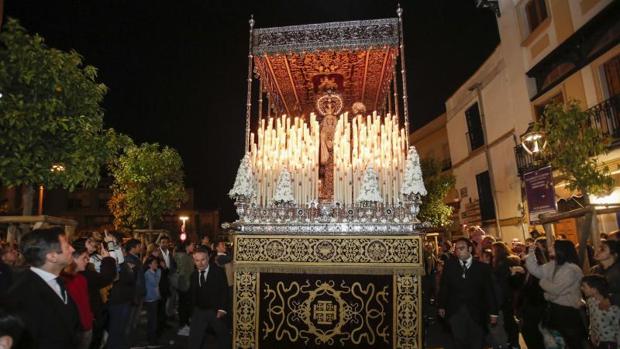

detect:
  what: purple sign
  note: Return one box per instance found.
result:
[524,166,556,224]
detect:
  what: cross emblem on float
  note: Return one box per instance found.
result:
[313,300,338,325]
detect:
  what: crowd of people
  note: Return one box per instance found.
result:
[1,224,619,349]
[0,227,233,349]
[424,226,620,349]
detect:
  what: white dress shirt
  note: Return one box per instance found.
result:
[160,248,171,269]
[198,265,209,286]
[30,266,66,303]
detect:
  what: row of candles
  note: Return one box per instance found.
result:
[248,112,408,207]
[249,114,320,207]
[333,112,407,206]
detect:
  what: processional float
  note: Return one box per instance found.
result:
[228,6,427,349]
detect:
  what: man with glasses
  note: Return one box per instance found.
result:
[5,227,80,349]
[438,237,498,349]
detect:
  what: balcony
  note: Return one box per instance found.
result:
[515,94,620,176]
[590,94,620,140]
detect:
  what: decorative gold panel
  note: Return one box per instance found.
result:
[394,274,420,349]
[261,276,391,348]
[234,235,421,266]
[233,271,258,349]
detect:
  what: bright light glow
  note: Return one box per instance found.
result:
[179,216,189,222]
[590,188,620,205]
[521,129,547,155]
[248,112,407,207]
[50,164,65,172]
[249,114,320,206]
[0,92,3,98]
[333,112,407,206]
[180,232,187,241]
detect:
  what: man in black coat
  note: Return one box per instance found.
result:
[124,238,146,336]
[5,227,80,349]
[438,237,498,349]
[106,231,136,349]
[188,246,230,349]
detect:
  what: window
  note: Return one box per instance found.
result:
[465,102,485,151]
[475,171,496,221]
[525,0,548,33]
[534,93,563,119]
[602,54,620,98]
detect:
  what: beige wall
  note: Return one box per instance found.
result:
[442,0,617,239]
[568,0,613,30]
[445,45,526,241]
[409,113,450,164]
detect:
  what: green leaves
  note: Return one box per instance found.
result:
[0,18,126,192]
[418,159,456,228]
[538,100,614,199]
[108,143,187,229]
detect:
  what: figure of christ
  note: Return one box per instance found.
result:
[319,102,338,201]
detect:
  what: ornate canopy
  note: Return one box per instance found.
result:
[252,18,400,115]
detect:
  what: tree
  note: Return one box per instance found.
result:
[0,19,130,214]
[538,100,614,203]
[536,100,614,265]
[418,159,456,228]
[108,143,187,229]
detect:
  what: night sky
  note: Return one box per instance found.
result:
[4,0,499,221]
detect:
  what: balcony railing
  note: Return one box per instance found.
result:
[589,94,620,139]
[514,145,552,176]
[515,94,620,176]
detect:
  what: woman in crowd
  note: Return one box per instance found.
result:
[525,239,585,349]
[62,241,94,349]
[516,237,547,349]
[479,248,492,265]
[581,275,620,349]
[592,240,620,305]
[76,235,117,349]
[491,242,521,349]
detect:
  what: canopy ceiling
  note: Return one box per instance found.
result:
[252,18,400,116]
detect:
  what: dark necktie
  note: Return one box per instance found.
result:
[199,270,205,287]
[461,261,468,279]
[56,277,67,303]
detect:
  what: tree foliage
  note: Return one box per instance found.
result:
[0,18,130,192]
[109,143,187,229]
[418,159,456,228]
[538,100,613,200]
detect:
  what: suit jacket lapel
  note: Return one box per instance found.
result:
[29,271,77,337]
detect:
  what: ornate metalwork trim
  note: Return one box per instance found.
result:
[234,234,421,266]
[236,222,426,235]
[234,270,259,349]
[394,273,421,349]
[253,18,399,54]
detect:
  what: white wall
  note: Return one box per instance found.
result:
[568,0,614,31]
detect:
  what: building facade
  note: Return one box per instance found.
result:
[446,0,619,241]
[409,113,460,234]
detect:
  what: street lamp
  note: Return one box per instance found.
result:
[39,163,66,215]
[520,123,547,155]
[179,215,189,241]
[474,0,501,17]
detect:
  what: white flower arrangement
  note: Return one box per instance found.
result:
[273,168,295,205]
[356,165,383,203]
[228,154,255,200]
[401,146,427,197]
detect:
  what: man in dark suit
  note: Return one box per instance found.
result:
[188,246,230,349]
[438,237,498,349]
[6,227,80,349]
